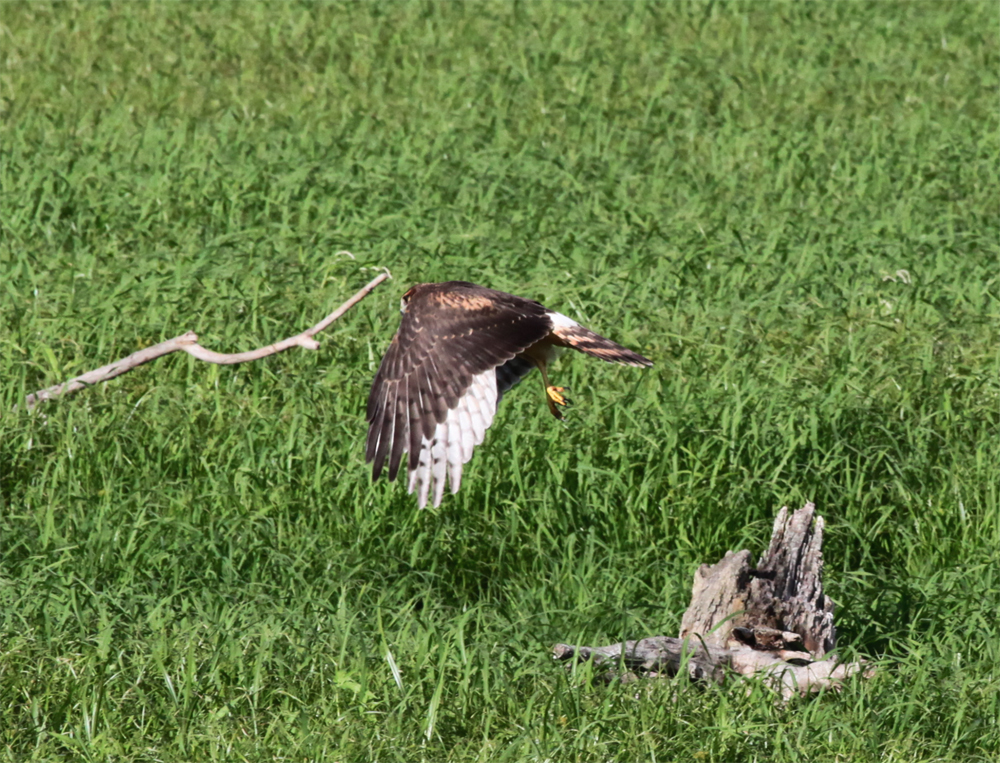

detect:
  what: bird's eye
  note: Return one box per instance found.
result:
[401,287,416,313]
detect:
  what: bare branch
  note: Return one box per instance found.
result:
[20,269,391,411]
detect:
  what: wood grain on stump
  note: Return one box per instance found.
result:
[553,503,871,699]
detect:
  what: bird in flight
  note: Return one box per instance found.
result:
[365,281,652,508]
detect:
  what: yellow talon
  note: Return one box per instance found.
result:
[546,385,572,419]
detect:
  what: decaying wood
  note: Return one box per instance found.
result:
[740,504,836,656]
[553,503,872,700]
[553,637,730,684]
[679,503,835,657]
[20,266,390,411]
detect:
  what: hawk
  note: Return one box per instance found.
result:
[365,281,652,508]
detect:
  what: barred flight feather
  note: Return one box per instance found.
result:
[366,282,652,508]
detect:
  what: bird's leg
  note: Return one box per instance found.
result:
[537,362,571,419]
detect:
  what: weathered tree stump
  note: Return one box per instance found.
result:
[553,503,872,699]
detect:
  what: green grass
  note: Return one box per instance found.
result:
[2,1,998,760]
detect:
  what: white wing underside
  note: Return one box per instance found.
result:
[408,368,499,508]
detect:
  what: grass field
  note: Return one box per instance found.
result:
[2,2,998,760]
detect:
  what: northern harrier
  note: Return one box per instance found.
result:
[366,281,652,507]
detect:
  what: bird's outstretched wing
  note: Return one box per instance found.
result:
[547,313,653,368]
[365,282,551,508]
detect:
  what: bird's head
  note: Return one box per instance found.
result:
[400,285,418,313]
[401,283,435,313]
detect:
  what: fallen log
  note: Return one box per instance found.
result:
[553,503,873,700]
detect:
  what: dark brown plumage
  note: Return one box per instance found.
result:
[366,281,652,507]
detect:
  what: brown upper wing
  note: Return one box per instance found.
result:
[549,321,653,367]
[366,282,552,484]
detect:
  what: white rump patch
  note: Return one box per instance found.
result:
[546,311,580,330]
[407,369,498,508]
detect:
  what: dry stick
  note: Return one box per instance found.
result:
[22,270,391,411]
